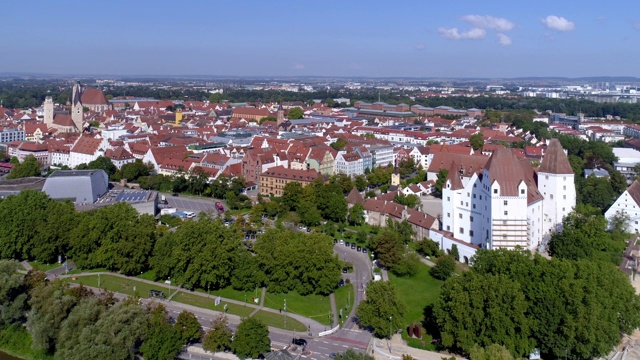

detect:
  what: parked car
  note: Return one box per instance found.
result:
[345,242,350,247]
[338,279,345,287]
[357,246,362,252]
[292,338,307,347]
[149,290,165,299]
[363,248,368,254]
[351,243,356,249]
[339,239,344,245]
[342,267,348,273]
[334,239,338,244]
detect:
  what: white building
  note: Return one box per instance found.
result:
[605,181,640,233]
[613,147,640,182]
[69,136,104,169]
[334,151,364,177]
[441,139,575,251]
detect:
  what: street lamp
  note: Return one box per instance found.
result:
[389,316,392,339]
[64,255,68,274]
[168,277,171,300]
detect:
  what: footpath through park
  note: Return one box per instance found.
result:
[58,271,328,336]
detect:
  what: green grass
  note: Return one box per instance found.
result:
[136,269,157,281]
[172,292,254,318]
[69,274,170,299]
[0,323,54,360]
[334,283,354,317]
[201,286,254,303]
[388,263,443,326]
[67,267,108,275]
[251,310,307,332]
[28,261,62,272]
[263,291,332,326]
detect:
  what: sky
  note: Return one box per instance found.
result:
[2,0,639,78]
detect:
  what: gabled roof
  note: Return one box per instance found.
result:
[71,136,102,155]
[626,181,640,207]
[346,187,364,205]
[484,148,525,196]
[81,88,109,105]
[538,138,573,175]
[445,160,464,190]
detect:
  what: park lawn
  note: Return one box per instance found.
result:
[334,283,354,318]
[69,274,171,299]
[171,292,254,318]
[388,263,443,326]
[263,291,332,326]
[136,269,157,281]
[67,267,108,275]
[29,261,62,272]
[203,286,254,303]
[251,310,307,332]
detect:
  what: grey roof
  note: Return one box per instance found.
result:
[43,169,109,204]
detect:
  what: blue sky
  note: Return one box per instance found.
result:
[2,0,639,77]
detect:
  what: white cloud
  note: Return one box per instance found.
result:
[462,15,515,31]
[415,43,425,50]
[541,15,575,31]
[496,33,512,46]
[438,27,486,40]
[293,63,305,70]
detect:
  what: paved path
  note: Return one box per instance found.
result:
[20,261,33,271]
[371,334,467,360]
[329,292,338,327]
[60,271,327,336]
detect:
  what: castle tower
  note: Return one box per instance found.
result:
[276,103,284,126]
[44,96,54,125]
[538,138,576,241]
[71,82,84,132]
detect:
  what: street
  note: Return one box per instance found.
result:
[162,194,223,214]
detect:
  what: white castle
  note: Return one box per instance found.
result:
[441,139,576,251]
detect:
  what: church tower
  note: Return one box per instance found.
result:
[276,103,284,126]
[71,82,84,132]
[538,139,576,242]
[44,96,54,125]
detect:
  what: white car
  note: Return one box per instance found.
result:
[339,239,344,245]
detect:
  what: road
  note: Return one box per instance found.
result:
[300,244,374,360]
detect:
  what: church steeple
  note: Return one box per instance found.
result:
[276,103,284,126]
[71,82,84,132]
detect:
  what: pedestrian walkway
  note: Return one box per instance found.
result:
[60,271,327,336]
[370,334,467,360]
[20,261,33,271]
[329,292,338,327]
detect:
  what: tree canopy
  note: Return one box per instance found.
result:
[7,155,41,179]
[356,281,406,338]
[231,317,270,359]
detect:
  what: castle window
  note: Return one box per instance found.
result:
[563,195,566,200]
[447,197,450,201]
[459,227,464,234]
[550,194,554,200]
[446,225,450,231]
[470,216,474,222]
[473,194,476,199]
[503,200,508,206]
[504,211,508,216]
[520,189,525,194]
[470,230,474,237]
[459,214,462,219]
[493,189,498,194]
[447,213,450,217]
[546,175,549,180]
[473,204,476,209]
[563,185,566,190]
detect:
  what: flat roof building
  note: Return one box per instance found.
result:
[42,169,109,204]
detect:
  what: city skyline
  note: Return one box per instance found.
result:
[2,0,639,78]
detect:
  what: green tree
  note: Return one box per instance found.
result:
[434,273,533,357]
[259,116,277,124]
[203,315,233,352]
[356,281,406,338]
[27,281,78,353]
[354,175,368,191]
[117,159,152,181]
[469,344,515,360]
[391,252,421,277]
[7,154,41,179]
[430,255,455,280]
[450,244,460,262]
[372,229,403,270]
[282,181,303,211]
[231,317,271,359]
[415,238,440,257]
[298,200,323,227]
[434,169,448,198]
[334,349,375,360]
[0,260,28,328]
[577,175,616,209]
[174,310,202,344]
[86,156,117,177]
[330,138,347,151]
[55,297,107,360]
[288,107,304,119]
[140,305,183,360]
[394,193,420,209]
[469,132,485,151]
[347,203,365,226]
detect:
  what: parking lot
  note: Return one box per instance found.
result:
[163,195,220,214]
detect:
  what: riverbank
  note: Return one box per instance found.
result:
[0,324,52,360]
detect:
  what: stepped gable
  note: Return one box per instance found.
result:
[538,138,573,174]
[484,148,525,196]
[445,160,464,190]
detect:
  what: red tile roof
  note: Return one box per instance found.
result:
[538,139,573,175]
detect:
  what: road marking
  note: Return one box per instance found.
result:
[341,345,348,348]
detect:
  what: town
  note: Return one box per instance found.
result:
[0,76,639,360]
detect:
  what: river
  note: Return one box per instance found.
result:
[0,351,22,360]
